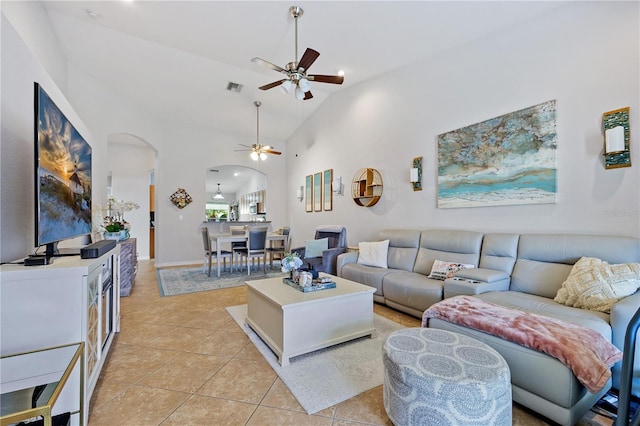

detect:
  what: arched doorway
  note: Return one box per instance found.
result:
[107,133,157,259]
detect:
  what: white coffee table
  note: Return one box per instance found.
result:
[245,274,376,366]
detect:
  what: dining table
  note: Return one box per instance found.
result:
[210,232,287,278]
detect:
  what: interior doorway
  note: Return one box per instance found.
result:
[106,134,156,260]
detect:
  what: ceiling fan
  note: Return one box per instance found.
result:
[235,101,281,161]
[252,5,344,100]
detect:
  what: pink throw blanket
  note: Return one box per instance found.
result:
[422,295,622,393]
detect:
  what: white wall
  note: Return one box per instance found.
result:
[0,15,95,261]
[0,1,67,91]
[286,1,640,248]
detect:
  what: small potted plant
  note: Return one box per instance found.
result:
[101,196,139,241]
[281,251,303,281]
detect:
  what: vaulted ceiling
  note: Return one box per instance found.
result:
[41,1,568,144]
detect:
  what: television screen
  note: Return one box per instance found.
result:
[34,82,92,255]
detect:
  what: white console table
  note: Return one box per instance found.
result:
[0,247,120,425]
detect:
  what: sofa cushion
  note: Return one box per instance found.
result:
[427,259,474,280]
[554,257,640,313]
[413,230,483,276]
[510,258,572,298]
[357,240,389,268]
[379,229,421,271]
[382,271,444,312]
[340,263,393,296]
[305,238,328,258]
[479,233,520,274]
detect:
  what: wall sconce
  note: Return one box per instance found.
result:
[296,186,304,202]
[333,176,343,195]
[410,156,422,191]
[603,107,631,169]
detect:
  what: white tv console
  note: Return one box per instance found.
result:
[0,247,120,425]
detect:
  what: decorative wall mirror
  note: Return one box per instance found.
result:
[603,107,631,169]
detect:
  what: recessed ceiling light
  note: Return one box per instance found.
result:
[86,9,101,19]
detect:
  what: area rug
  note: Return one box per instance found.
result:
[226,304,404,415]
[157,268,283,296]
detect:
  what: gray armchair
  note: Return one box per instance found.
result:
[293,226,347,275]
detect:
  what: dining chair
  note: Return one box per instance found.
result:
[201,227,232,276]
[267,227,290,269]
[229,225,248,270]
[234,226,268,275]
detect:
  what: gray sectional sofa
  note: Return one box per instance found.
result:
[336,229,640,425]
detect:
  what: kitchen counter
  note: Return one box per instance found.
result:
[202,220,272,234]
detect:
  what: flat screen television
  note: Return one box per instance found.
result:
[34,82,92,257]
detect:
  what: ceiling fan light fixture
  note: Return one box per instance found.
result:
[250,151,260,161]
[298,77,310,92]
[253,5,344,100]
[260,152,268,161]
[281,80,293,93]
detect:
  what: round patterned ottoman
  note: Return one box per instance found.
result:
[383,328,511,426]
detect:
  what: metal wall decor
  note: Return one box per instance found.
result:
[411,156,422,191]
[603,107,631,169]
[170,188,192,209]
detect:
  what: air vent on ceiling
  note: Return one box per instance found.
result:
[226,82,243,93]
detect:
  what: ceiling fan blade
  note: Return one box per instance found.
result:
[251,57,286,73]
[308,75,344,85]
[238,144,253,148]
[263,149,282,155]
[298,48,320,71]
[304,91,313,100]
[258,79,287,91]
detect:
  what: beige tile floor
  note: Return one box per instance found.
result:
[88,260,613,425]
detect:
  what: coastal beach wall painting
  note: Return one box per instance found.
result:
[437,100,557,208]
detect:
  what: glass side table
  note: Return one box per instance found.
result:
[1,342,85,426]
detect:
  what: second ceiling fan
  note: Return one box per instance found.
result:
[235,101,281,161]
[252,5,344,100]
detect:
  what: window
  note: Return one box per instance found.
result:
[205,203,229,220]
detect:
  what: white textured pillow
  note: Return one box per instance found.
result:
[357,240,390,269]
[428,260,475,281]
[554,257,640,313]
